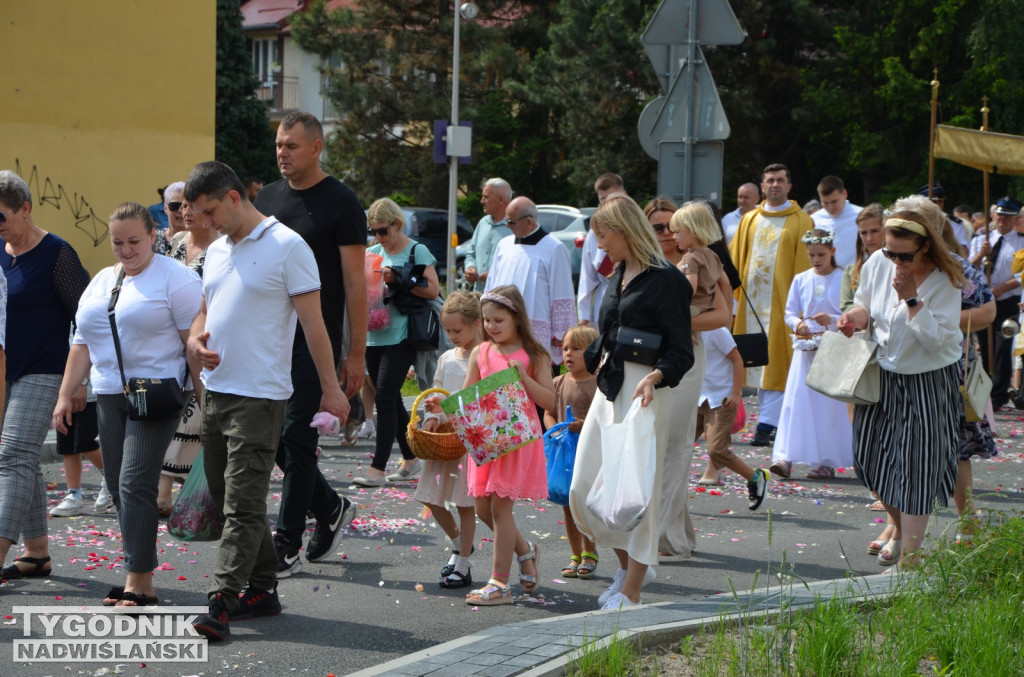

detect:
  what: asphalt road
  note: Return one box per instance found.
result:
[2,396,1022,676]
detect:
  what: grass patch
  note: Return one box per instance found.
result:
[581,512,1024,676]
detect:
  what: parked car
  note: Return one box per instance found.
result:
[536,204,588,285]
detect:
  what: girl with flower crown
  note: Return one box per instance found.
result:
[769,228,854,480]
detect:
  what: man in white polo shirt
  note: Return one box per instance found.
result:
[183,161,347,641]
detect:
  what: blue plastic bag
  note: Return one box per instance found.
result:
[544,406,579,505]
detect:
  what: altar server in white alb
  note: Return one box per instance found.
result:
[486,196,576,366]
[811,175,862,268]
[769,228,853,480]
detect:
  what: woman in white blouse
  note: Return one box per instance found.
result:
[838,210,965,568]
[54,202,202,605]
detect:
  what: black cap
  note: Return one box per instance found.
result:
[917,183,947,199]
[994,197,1022,216]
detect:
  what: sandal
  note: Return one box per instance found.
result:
[518,542,540,593]
[577,551,599,579]
[867,537,888,556]
[115,591,159,607]
[878,538,901,567]
[2,556,52,580]
[561,555,581,578]
[103,586,126,606]
[439,568,472,589]
[465,580,512,606]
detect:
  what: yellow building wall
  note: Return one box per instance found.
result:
[1,1,216,274]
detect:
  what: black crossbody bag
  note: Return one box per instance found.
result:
[108,267,187,421]
[733,285,769,367]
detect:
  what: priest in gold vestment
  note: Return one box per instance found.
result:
[729,163,814,450]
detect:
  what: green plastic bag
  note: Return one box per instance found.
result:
[167,449,225,541]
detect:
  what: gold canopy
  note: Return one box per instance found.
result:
[934,125,1024,176]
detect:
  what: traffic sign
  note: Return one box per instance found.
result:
[657,141,724,204]
[641,0,744,47]
[642,47,730,143]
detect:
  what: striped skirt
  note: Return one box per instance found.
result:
[852,363,959,516]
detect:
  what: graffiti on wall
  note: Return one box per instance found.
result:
[14,159,109,247]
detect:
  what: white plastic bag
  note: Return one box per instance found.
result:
[586,398,657,531]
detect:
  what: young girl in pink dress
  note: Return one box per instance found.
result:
[463,285,555,605]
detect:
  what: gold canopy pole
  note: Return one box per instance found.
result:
[981,95,991,221]
[980,96,994,374]
[927,69,940,199]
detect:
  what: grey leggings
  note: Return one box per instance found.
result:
[0,374,61,543]
[96,395,180,573]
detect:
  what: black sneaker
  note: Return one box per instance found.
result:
[747,468,769,511]
[275,537,303,579]
[306,496,357,563]
[193,593,230,641]
[229,583,282,620]
[749,424,776,447]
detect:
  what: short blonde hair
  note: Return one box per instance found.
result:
[441,291,481,323]
[669,201,722,246]
[562,325,599,351]
[367,197,405,229]
[591,193,668,273]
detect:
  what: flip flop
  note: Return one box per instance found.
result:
[2,556,52,580]
[103,586,126,606]
[115,591,159,607]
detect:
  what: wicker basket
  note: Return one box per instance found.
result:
[406,388,466,462]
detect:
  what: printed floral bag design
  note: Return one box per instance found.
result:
[441,367,542,466]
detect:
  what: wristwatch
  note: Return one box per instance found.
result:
[81,378,90,387]
[905,297,920,308]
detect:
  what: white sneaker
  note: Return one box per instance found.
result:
[601,592,641,610]
[94,482,114,513]
[598,568,628,606]
[359,420,376,438]
[643,566,657,585]
[50,492,85,517]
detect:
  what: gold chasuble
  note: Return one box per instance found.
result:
[729,200,814,390]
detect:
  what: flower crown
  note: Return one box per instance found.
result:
[801,230,835,246]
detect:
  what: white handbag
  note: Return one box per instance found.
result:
[805,331,880,405]
[962,313,992,422]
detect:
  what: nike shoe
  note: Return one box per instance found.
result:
[747,468,769,511]
[306,496,357,563]
[275,537,303,579]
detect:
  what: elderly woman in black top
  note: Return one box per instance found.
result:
[568,193,694,610]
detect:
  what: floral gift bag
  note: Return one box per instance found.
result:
[441,367,543,466]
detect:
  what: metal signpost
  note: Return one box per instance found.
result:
[639,0,744,206]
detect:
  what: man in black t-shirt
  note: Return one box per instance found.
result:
[254,111,368,578]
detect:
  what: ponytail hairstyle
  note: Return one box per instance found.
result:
[851,203,885,291]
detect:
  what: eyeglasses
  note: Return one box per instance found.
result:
[0,209,12,224]
[368,223,392,237]
[881,244,923,263]
[166,201,183,212]
[507,214,533,227]
[650,222,670,234]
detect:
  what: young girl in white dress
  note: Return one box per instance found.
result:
[416,292,481,588]
[770,229,854,479]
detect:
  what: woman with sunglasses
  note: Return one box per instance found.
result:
[156,197,221,515]
[0,169,91,583]
[352,198,439,487]
[163,181,186,241]
[838,210,965,568]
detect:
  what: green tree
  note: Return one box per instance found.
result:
[291,1,563,210]
[215,0,277,182]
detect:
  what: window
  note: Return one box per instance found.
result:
[250,38,277,86]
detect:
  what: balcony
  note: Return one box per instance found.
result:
[255,74,300,114]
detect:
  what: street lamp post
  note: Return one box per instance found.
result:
[445,3,477,294]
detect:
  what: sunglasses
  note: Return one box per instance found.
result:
[507,215,533,227]
[0,209,12,224]
[166,201,183,212]
[881,244,923,263]
[650,222,670,234]
[368,224,392,237]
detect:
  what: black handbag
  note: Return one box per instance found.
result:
[615,327,662,366]
[405,303,441,351]
[733,285,769,368]
[108,268,187,421]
